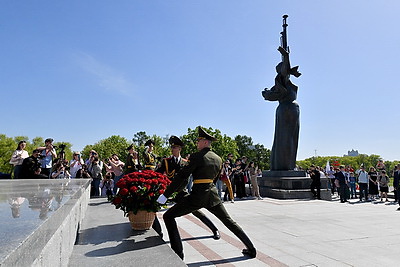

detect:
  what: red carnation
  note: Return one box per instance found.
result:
[119,188,129,196]
[112,197,122,205]
[159,189,165,194]
[130,186,138,192]
[116,180,127,188]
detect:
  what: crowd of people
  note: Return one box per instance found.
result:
[8,138,264,201]
[216,154,263,202]
[308,160,400,209]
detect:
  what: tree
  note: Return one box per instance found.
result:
[82,135,130,162]
[235,135,254,159]
[234,135,270,170]
[181,126,238,160]
[0,134,15,174]
[132,131,150,147]
[253,144,270,171]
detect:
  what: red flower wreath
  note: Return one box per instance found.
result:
[109,170,171,215]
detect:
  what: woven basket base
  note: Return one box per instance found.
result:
[128,210,156,230]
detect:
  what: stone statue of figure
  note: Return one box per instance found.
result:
[262,15,301,171]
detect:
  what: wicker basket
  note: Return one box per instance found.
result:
[128,210,156,230]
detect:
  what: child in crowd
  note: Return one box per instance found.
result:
[348,172,357,199]
[378,170,389,202]
[100,172,114,197]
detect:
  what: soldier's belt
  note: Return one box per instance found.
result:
[193,179,213,184]
[145,165,155,168]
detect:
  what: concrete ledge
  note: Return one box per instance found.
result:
[69,198,186,267]
[0,179,91,267]
[259,176,332,200]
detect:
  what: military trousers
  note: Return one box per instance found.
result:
[163,191,254,258]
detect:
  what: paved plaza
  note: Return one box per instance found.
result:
[71,196,400,267]
[159,196,400,266]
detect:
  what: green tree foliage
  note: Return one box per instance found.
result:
[234,135,270,170]
[253,143,270,171]
[0,134,15,174]
[132,131,150,147]
[297,155,399,176]
[235,135,254,159]
[81,135,130,162]
[181,127,238,161]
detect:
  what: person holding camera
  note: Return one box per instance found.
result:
[87,150,103,197]
[9,140,29,179]
[37,138,57,177]
[104,154,125,194]
[51,162,71,179]
[69,152,84,178]
[21,149,42,179]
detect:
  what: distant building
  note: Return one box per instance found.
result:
[344,149,359,157]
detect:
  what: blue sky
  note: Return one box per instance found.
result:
[1,1,400,161]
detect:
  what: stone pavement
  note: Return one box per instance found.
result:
[70,195,400,267]
[157,195,400,266]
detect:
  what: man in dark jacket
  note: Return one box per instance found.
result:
[21,149,42,179]
[335,165,348,203]
[309,165,321,199]
[157,127,256,260]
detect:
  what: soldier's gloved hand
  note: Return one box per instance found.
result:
[157,194,167,204]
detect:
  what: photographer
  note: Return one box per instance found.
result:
[51,162,71,179]
[87,150,103,197]
[104,154,125,194]
[77,164,91,178]
[70,152,84,178]
[37,138,57,177]
[21,149,42,179]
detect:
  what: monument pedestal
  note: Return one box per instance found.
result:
[259,170,332,200]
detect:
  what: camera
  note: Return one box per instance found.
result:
[59,144,66,150]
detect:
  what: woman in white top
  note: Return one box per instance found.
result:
[69,152,84,178]
[9,141,29,179]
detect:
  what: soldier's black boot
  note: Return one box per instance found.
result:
[152,217,163,239]
[236,231,257,258]
[192,210,220,240]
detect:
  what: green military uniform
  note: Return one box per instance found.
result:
[125,153,138,174]
[143,139,157,170]
[124,145,141,174]
[162,127,256,259]
[156,135,220,239]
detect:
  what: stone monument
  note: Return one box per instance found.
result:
[260,15,331,200]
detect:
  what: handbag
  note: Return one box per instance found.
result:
[243,174,248,183]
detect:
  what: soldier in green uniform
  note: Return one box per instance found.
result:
[156,135,220,240]
[157,127,256,260]
[142,139,157,170]
[124,144,141,174]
